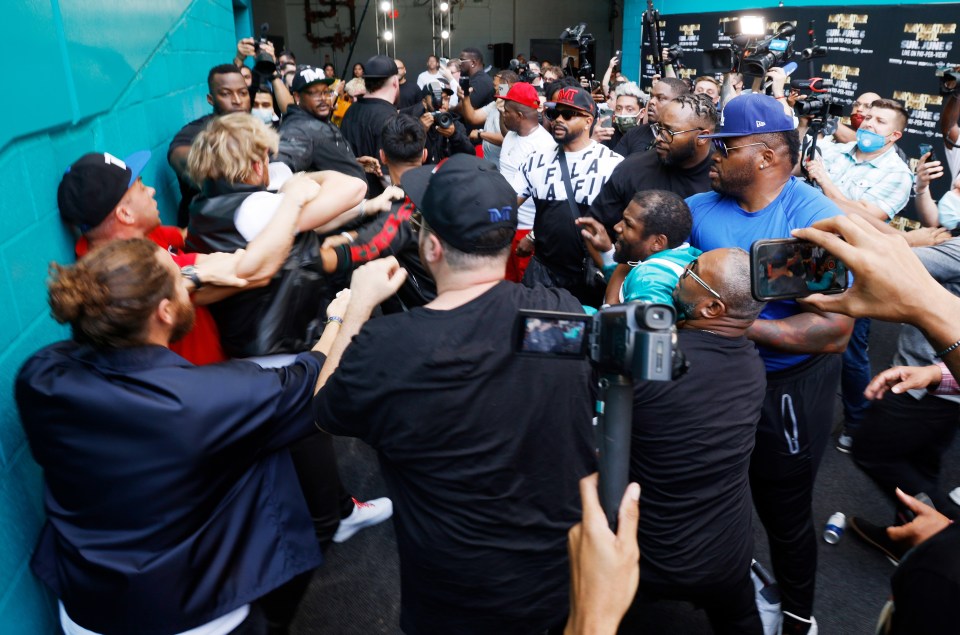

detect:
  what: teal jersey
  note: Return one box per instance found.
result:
[620,243,701,305]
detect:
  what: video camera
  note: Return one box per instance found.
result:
[253,23,278,77]
[514,303,685,382]
[515,302,686,528]
[705,19,797,76]
[561,22,596,81]
[791,78,842,119]
[428,111,455,129]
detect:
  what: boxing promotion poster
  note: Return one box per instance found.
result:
[640,4,959,196]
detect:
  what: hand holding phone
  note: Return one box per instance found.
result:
[750,238,849,302]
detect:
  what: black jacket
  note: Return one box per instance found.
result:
[275,105,365,180]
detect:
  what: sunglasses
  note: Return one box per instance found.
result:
[409,210,424,233]
[650,122,701,143]
[710,138,770,158]
[544,107,586,121]
[681,259,722,301]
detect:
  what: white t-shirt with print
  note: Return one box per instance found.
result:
[500,125,557,228]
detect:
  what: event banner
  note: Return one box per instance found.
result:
[640,5,958,176]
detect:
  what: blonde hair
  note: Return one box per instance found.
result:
[187,112,279,186]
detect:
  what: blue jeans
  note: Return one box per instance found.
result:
[841,317,872,430]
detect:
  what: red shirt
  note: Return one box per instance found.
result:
[75,227,227,365]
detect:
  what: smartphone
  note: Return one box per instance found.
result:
[919,143,936,162]
[497,83,509,97]
[750,238,848,302]
[459,77,471,93]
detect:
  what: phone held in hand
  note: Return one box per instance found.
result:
[919,143,937,162]
[750,238,849,302]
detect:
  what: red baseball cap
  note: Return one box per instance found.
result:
[501,82,540,109]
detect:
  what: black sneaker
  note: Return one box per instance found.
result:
[849,517,908,565]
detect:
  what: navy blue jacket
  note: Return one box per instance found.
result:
[15,343,324,635]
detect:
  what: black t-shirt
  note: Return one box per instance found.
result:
[397,80,421,110]
[631,329,766,589]
[314,281,596,635]
[340,96,398,196]
[889,522,960,634]
[168,114,214,227]
[613,123,656,157]
[589,149,714,240]
[468,70,495,110]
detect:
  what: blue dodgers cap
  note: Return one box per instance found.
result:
[700,93,795,138]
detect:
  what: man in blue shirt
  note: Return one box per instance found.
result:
[688,94,853,635]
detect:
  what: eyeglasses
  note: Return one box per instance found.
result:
[650,122,701,142]
[681,259,722,301]
[711,139,770,158]
[544,107,586,121]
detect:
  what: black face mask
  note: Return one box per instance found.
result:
[614,115,639,133]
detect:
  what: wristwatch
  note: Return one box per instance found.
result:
[180,265,202,290]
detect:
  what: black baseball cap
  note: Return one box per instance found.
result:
[57,151,151,230]
[292,65,335,93]
[362,55,399,79]
[545,86,596,116]
[402,154,518,253]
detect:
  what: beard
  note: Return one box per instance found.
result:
[169,298,197,344]
[659,140,697,167]
[613,238,638,264]
[711,161,754,198]
[554,125,581,146]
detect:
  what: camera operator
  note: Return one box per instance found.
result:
[312,154,596,635]
[689,93,853,635]
[617,248,767,635]
[416,83,473,164]
[614,77,690,157]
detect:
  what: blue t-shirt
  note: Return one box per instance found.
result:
[687,176,842,372]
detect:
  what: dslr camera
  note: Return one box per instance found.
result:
[514,303,686,381]
[429,111,455,129]
[252,23,277,76]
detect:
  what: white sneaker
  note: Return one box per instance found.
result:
[332,497,393,543]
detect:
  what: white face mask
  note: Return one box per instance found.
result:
[938,189,960,230]
[252,108,276,125]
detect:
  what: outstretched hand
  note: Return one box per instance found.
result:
[792,214,945,323]
[864,365,941,400]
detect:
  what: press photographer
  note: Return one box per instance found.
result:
[417,81,473,163]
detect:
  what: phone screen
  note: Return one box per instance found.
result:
[919,143,936,162]
[497,83,509,97]
[750,239,848,301]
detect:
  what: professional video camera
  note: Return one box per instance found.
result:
[561,22,596,81]
[704,18,796,76]
[253,23,278,76]
[791,77,843,169]
[428,111,455,129]
[937,65,960,96]
[515,303,686,526]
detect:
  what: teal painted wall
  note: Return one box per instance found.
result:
[621,1,954,80]
[0,1,245,630]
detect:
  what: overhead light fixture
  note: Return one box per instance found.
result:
[382,29,394,41]
[439,2,450,11]
[380,1,392,12]
[441,29,449,39]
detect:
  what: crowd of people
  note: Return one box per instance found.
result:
[13,31,960,635]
